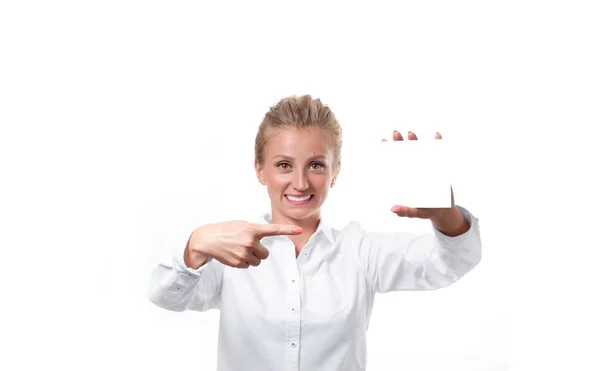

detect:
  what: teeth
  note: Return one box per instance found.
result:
[286,195,311,201]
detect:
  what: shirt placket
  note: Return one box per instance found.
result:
[283,239,302,371]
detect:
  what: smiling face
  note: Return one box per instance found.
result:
[255,127,338,223]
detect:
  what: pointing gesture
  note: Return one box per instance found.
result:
[184,221,303,269]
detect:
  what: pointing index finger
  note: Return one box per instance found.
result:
[251,223,303,237]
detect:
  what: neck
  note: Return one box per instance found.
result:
[270,209,320,249]
[271,211,320,232]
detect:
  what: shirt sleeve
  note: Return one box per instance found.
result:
[352,205,482,293]
[147,242,224,312]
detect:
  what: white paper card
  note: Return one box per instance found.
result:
[342,139,454,210]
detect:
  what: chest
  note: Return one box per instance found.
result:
[220,238,371,338]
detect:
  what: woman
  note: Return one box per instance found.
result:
[148,95,482,371]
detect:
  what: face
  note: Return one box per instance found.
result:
[255,127,338,223]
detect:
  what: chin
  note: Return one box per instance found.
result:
[279,206,319,221]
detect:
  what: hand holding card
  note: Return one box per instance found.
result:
[379,130,454,219]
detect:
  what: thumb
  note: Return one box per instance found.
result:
[390,205,421,218]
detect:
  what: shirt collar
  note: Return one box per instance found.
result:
[259,212,335,244]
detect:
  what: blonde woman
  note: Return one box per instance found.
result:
[148,95,482,371]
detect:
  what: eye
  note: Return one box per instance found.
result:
[310,162,324,170]
[277,162,291,170]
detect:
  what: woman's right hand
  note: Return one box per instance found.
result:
[184,221,303,269]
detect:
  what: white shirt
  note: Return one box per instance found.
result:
[148,205,482,371]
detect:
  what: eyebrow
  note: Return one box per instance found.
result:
[272,154,328,161]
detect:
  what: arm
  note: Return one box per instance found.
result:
[147,233,224,312]
[354,205,482,293]
[147,220,301,311]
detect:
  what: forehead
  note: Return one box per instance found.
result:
[265,127,332,159]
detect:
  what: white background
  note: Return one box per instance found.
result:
[1,1,599,370]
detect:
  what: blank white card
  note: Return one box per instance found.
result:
[342,139,455,210]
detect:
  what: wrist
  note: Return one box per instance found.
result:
[431,206,469,237]
[184,231,211,269]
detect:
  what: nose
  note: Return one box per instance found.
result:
[292,169,309,191]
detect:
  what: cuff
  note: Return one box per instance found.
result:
[431,205,482,274]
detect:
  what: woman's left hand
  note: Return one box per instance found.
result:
[382,130,453,220]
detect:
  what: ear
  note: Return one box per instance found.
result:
[330,167,340,188]
[255,160,266,185]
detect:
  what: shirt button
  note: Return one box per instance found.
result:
[304,252,308,256]
[291,308,295,312]
[291,342,296,347]
[292,279,295,283]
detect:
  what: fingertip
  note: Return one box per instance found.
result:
[391,205,407,214]
[292,227,303,234]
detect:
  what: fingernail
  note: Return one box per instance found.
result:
[292,227,302,233]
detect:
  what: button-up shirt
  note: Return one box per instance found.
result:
[148,205,482,371]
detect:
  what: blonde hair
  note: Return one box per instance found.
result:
[254,94,342,172]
